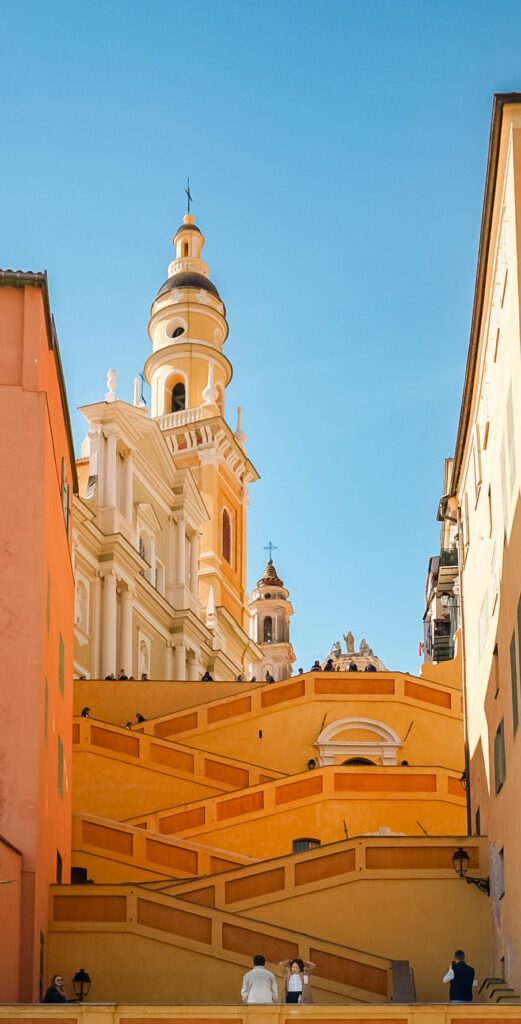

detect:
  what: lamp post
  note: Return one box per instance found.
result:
[452,847,490,895]
[72,969,92,1002]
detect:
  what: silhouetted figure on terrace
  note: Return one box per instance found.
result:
[364,663,377,672]
[135,712,146,723]
[80,707,90,718]
[348,662,359,672]
[324,658,334,671]
[118,670,128,679]
[202,670,213,681]
[265,671,275,683]
[310,660,322,671]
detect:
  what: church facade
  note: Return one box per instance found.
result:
[72,213,264,685]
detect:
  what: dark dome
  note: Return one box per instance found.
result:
[174,223,202,236]
[156,271,221,301]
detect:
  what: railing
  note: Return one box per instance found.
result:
[156,406,204,430]
[440,547,458,567]
[433,635,455,662]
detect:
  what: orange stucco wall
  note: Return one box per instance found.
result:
[0,282,75,1001]
[0,836,22,1001]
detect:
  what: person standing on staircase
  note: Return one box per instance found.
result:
[241,955,278,1004]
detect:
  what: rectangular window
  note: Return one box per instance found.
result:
[58,633,64,696]
[498,847,505,897]
[473,428,483,504]
[56,850,63,884]
[475,807,481,836]
[494,719,506,794]
[61,457,70,535]
[463,492,470,552]
[57,736,64,797]
[493,644,500,698]
[478,592,489,658]
[46,571,51,633]
[507,383,516,497]
[510,632,518,736]
[500,436,508,529]
[44,679,48,745]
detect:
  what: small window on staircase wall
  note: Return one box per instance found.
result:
[292,838,321,853]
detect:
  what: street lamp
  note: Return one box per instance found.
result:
[452,847,490,895]
[72,969,91,1002]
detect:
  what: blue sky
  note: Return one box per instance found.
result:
[2,0,521,673]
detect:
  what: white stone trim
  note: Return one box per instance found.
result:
[315,717,401,766]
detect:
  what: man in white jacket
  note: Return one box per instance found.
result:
[241,955,278,1004]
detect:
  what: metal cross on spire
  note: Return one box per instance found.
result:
[264,541,278,562]
[185,178,192,214]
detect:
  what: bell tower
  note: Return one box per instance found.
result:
[249,556,295,682]
[143,212,259,653]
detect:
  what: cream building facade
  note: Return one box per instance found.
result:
[438,93,521,992]
[73,214,262,682]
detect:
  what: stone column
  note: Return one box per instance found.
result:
[174,642,186,681]
[93,571,102,677]
[188,651,199,681]
[104,427,118,509]
[120,586,133,677]
[101,572,117,678]
[166,516,176,603]
[124,450,134,523]
[190,532,199,596]
[176,516,186,586]
[164,641,174,680]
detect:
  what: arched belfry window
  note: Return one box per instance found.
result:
[183,242,189,257]
[172,382,186,412]
[263,616,273,642]
[222,508,232,564]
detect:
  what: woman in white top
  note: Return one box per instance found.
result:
[278,958,316,1004]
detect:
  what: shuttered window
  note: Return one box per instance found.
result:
[494,719,506,794]
[57,736,64,797]
[58,634,64,696]
[511,630,519,736]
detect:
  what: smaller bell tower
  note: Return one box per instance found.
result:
[249,553,295,682]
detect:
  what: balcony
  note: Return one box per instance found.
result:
[440,546,458,567]
[157,406,204,431]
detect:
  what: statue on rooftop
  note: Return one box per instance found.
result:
[344,631,355,654]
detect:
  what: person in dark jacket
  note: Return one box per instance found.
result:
[443,949,475,1002]
[42,975,68,1003]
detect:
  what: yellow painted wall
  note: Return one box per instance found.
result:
[141,673,464,777]
[73,680,263,728]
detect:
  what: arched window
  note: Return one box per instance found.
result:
[183,242,189,257]
[343,757,376,766]
[222,508,232,564]
[172,382,186,412]
[263,616,273,642]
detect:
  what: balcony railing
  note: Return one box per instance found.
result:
[157,406,204,431]
[440,547,458,567]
